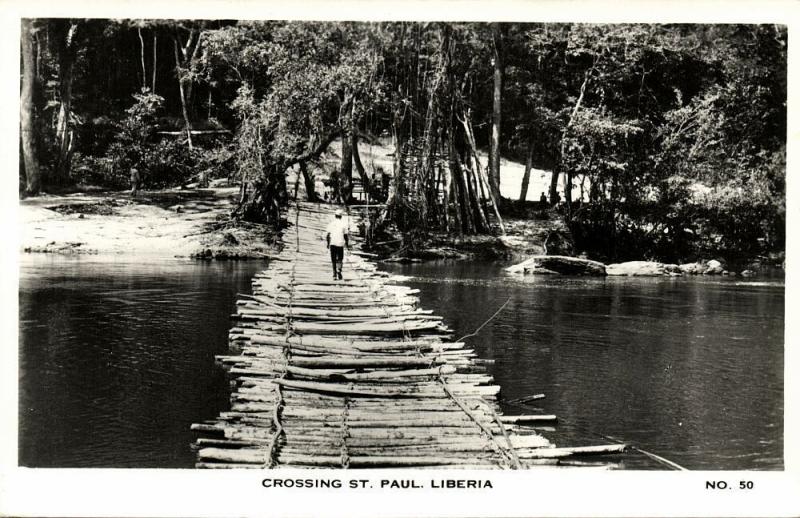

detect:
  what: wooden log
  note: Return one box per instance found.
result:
[277,453,496,467]
[499,415,558,424]
[198,447,266,464]
[193,202,603,471]
[195,462,264,469]
[516,444,627,459]
[275,378,445,398]
[286,365,457,381]
[196,438,268,448]
[290,320,442,334]
[290,357,443,368]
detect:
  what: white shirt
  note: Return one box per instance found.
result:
[326,217,348,247]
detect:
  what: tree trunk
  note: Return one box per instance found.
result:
[488,23,503,202]
[351,128,373,201]
[448,137,472,234]
[550,69,590,206]
[299,161,318,202]
[234,171,283,224]
[474,151,506,234]
[173,37,194,149]
[548,163,560,207]
[461,111,504,233]
[565,169,573,217]
[518,134,535,206]
[138,27,147,90]
[339,129,353,202]
[152,32,157,93]
[172,28,203,149]
[53,21,79,185]
[379,118,402,225]
[20,19,41,195]
[461,150,489,233]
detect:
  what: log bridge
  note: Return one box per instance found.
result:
[191,202,626,469]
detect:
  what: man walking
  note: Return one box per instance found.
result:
[326,209,349,280]
[130,167,141,196]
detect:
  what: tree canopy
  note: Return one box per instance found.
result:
[19,20,786,263]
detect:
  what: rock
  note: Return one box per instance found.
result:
[222,232,239,246]
[506,255,606,276]
[606,261,680,276]
[382,257,423,264]
[679,262,705,275]
[416,247,469,260]
[700,259,725,275]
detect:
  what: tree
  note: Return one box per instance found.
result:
[20,18,41,195]
[50,19,81,185]
[201,22,385,221]
[487,23,503,201]
[170,21,207,149]
[17,19,785,261]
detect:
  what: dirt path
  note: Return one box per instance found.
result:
[19,187,277,258]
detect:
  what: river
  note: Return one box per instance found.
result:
[18,255,784,469]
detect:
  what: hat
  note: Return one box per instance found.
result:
[334,209,343,217]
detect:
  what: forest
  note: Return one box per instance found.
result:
[19,20,787,264]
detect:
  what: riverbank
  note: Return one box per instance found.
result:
[19,184,566,263]
[368,212,573,263]
[19,186,279,259]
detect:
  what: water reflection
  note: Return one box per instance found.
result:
[18,255,264,468]
[18,255,783,470]
[382,262,784,470]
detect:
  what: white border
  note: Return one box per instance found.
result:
[1,1,797,517]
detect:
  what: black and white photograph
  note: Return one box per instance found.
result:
[2,1,798,516]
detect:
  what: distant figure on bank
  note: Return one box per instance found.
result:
[326,209,349,280]
[130,167,141,196]
[539,192,547,204]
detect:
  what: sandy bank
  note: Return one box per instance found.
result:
[19,187,279,259]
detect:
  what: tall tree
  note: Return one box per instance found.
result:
[488,23,503,201]
[20,19,41,195]
[51,19,81,185]
[518,134,535,205]
[171,22,205,149]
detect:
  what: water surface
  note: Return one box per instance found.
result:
[18,255,783,470]
[18,255,264,468]
[381,261,784,470]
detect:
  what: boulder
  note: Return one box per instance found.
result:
[606,261,682,276]
[679,262,705,275]
[506,255,606,276]
[704,259,725,274]
[679,260,726,275]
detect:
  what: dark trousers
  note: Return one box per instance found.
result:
[330,245,344,278]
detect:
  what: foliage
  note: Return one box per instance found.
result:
[104,89,166,185]
[19,19,786,262]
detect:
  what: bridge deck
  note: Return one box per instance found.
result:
[191,202,625,469]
